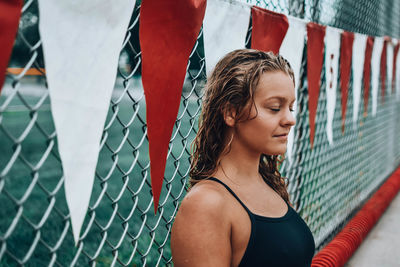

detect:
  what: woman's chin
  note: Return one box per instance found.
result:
[264,145,287,156]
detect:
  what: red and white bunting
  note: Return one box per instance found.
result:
[24,3,400,236]
[395,40,400,101]
[386,38,394,97]
[38,0,136,244]
[324,27,341,145]
[203,0,250,76]
[371,37,384,116]
[280,16,306,163]
[339,31,354,133]
[380,37,389,103]
[251,6,288,53]
[352,33,367,128]
[0,0,22,91]
[363,36,374,117]
[139,0,206,213]
[392,40,399,94]
[306,22,326,148]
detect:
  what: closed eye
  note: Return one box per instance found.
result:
[270,108,294,112]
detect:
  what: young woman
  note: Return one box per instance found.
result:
[171,49,315,267]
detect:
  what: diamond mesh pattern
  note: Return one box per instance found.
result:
[0,0,399,265]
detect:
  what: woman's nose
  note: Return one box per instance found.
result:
[283,108,296,127]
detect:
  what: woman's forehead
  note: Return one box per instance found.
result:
[255,72,295,101]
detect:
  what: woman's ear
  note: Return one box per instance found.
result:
[223,107,236,127]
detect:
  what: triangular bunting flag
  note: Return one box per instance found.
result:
[386,38,394,97]
[395,40,400,101]
[363,36,374,117]
[391,40,399,93]
[339,31,354,133]
[380,37,389,103]
[280,15,306,163]
[251,6,288,53]
[38,0,136,244]
[352,33,367,128]
[0,0,22,91]
[306,22,326,149]
[203,0,250,76]
[324,27,341,145]
[139,0,206,213]
[371,37,384,116]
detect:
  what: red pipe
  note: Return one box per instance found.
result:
[312,167,400,267]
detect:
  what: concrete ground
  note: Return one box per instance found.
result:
[345,192,400,267]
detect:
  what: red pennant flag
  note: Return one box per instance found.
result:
[339,31,354,133]
[0,0,22,91]
[251,6,289,53]
[380,37,389,103]
[306,22,326,149]
[363,36,374,117]
[392,42,400,93]
[139,0,206,212]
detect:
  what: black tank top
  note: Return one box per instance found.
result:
[208,177,315,267]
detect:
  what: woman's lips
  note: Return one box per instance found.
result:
[273,134,288,140]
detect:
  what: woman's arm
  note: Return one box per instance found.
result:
[171,184,232,267]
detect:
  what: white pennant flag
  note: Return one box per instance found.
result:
[203,0,250,76]
[396,41,400,101]
[386,39,394,98]
[371,37,384,116]
[352,33,368,127]
[38,0,136,244]
[280,15,306,164]
[324,27,341,145]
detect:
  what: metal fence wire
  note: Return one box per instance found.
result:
[1,0,400,266]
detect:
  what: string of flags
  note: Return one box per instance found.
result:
[1,0,399,243]
[0,0,22,91]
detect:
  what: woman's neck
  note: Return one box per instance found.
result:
[215,137,262,186]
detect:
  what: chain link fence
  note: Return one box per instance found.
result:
[1,0,400,266]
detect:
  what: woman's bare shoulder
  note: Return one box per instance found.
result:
[171,180,232,266]
[180,180,229,213]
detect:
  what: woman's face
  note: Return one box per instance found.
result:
[233,71,296,156]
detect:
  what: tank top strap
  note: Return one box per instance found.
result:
[207,177,253,216]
